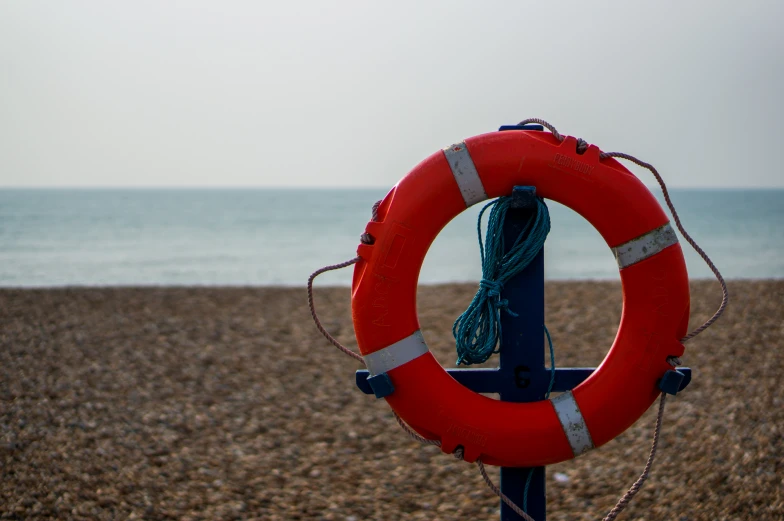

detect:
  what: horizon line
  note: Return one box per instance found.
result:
[2,185,783,191]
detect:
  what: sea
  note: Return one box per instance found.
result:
[1,188,782,287]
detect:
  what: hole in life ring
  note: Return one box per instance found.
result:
[414,199,623,378]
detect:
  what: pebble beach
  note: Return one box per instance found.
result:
[1,280,782,520]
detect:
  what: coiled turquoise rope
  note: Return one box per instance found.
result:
[452,195,551,366]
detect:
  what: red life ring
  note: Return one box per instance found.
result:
[351,129,690,467]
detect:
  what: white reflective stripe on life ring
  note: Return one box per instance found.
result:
[613,222,679,269]
[443,142,488,207]
[550,391,595,457]
[363,330,429,376]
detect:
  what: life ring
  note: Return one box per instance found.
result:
[351,129,690,467]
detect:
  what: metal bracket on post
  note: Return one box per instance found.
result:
[354,124,691,521]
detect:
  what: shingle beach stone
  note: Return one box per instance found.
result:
[1,281,782,520]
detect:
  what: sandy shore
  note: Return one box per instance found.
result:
[1,281,782,520]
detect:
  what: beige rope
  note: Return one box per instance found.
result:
[306,200,383,364]
[477,459,537,521]
[517,118,564,142]
[306,257,364,364]
[598,151,729,342]
[602,394,668,521]
[394,410,535,521]
[392,412,441,447]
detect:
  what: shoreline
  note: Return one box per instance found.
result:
[1,276,779,290]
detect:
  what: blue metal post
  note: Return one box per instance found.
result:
[496,186,547,521]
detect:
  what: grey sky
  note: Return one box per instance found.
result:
[1,1,783,188]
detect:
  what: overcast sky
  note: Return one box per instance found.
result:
[1,1,783,188]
